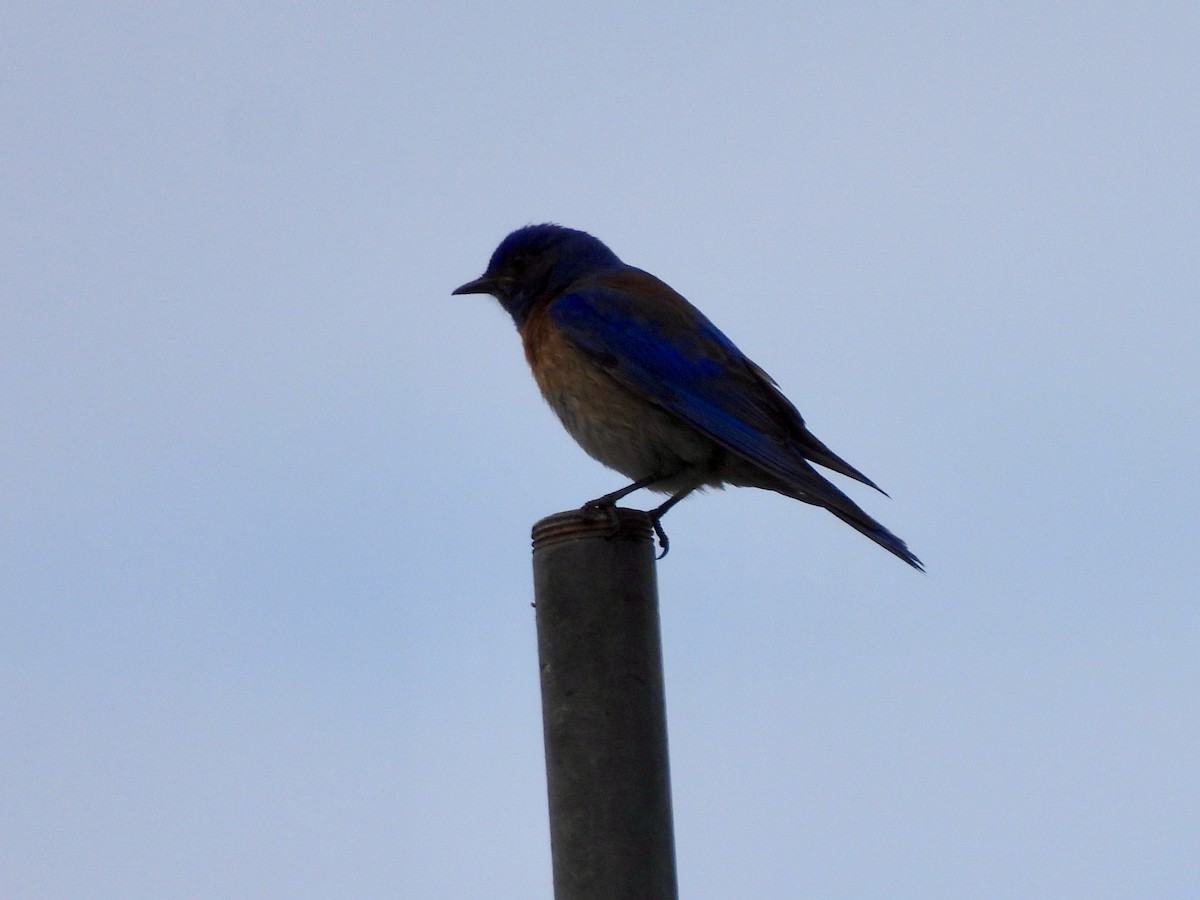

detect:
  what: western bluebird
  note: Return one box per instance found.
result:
[453,224,922,569]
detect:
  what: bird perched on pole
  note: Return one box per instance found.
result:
[453,224,922,570]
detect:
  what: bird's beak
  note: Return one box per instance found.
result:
[451,275,499,296]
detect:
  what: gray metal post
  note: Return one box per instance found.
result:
[531,508,678,900]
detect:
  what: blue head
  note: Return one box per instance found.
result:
[452,224,623,324]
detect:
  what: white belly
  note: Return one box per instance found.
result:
[530,349,717,492]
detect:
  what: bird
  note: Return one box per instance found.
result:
[453,224,922,570]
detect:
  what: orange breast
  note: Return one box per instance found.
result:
[521,308,603,409]
[517,301,719,484]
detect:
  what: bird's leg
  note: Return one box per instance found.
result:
[582,473,672,537]
[583,473,666,509]
[645,485,700,559]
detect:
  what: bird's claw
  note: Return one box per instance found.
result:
[581,500,622,537]
[651,517,670,559]
[582,500,670,557]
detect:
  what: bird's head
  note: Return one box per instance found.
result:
[453,224,622,324]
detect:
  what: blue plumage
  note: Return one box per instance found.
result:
[453,224,922,569]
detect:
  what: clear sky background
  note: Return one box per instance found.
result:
[3,4,1197,898]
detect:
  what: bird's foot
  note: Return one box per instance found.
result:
[580,499,622,538]
[649,515,670,560]
[582,500,669,556]
[582,498,670,558]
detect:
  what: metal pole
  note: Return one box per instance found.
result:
[531,508,678,900]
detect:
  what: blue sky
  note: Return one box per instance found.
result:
[3,3,1197,897]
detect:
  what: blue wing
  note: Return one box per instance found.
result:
[549,271,879,500]
[549,271,923,569]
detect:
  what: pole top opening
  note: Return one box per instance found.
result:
[531,507,653,551]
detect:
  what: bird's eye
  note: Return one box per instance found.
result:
[507,253,530,276]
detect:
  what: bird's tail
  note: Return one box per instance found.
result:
[825,505,924,571]
[779,480,923,571]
